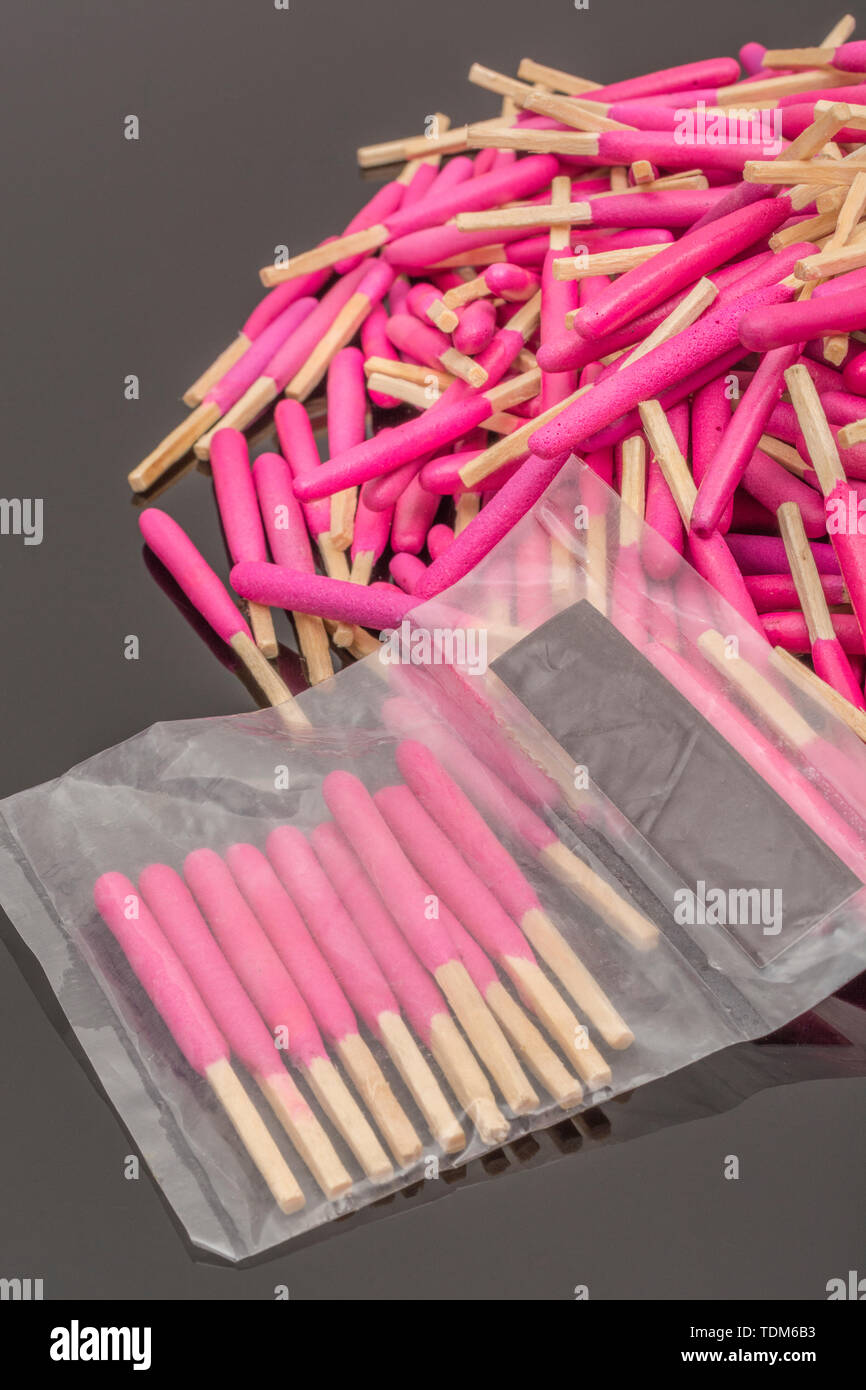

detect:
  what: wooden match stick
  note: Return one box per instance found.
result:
[551,243,671,280]
[455,492,479,534]
[715,70,854,106]
[784,364,847,496]
[285,262,394,401]
[459,384,591,487]
[745,157,866,188]
[456,201,591,232]
[363,355,455,393]
[183,334,250,409]
[548,174,574,253]
[619,278,718,369]
[139,508,308,725]
[758,435,811,479]
[697,628,826,752]
[838,415,866,448]
[129,400,221,493]
[637,399,699,522]
[619,434,647,547]
[540,840,660,950]
[516,58,601,93]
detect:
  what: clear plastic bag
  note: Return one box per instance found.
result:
[1,457,864,1259]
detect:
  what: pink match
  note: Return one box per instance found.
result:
[210,428,269,564]
[252,452,316,572]
[138,508,250,645]
[571,198,792,342]
[265,826,400,1036]
[375,785,536,967]
[321,770,461,975]
[311,822,449,1047]
[184,848,335,1062]
[231,562,414,628]
[138,863,321,1081]
[93,872,227,1075]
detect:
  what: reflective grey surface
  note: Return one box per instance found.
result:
[1,0,864,1298]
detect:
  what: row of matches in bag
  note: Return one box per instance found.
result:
[94,742,656,1213]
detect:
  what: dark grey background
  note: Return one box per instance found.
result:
[1,0,864,1299]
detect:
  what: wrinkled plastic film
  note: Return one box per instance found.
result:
[0,458,864,1259]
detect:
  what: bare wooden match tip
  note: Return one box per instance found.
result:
[230,631,309,726]
[257,1071,353,1199]
[838,416,866,449]
[621,278,717,370]
[505,954,612,1085]
[466,124,601,157]
[520,908,634,1050]
[183,333,250,408]
[293,612,335,685]
[246,601,279,660]
[286,292,375,403]
[336,1032,422,1167]
[439,346,488,388]
[762,46,836,70]
[524,87,634,133]
[305,1055,393,1182]
[484,979,585,1108]
[456,201,591,232]
[206,1058,305,1214]
[260,226,388,286]
[357,123,470,169]
[378,1012,466,1154]
[435,959,538,1114]
[777,501,836,644]
[428,1013,509,1144]
[329,487,357,552]
[128,401,221,493]
[516,57,601,94]
[552,242,668,280]
[541,841,660,951]
[619,433,647,547]
[425,296,459,333]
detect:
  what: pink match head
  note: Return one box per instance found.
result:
[310,821,448,1045]
[264,825,399,1035]
[93,871,227,1075]
[137,862,295,1082]
[138,508,250,645]
[252,452,315,572]
[453,299,496,357]
[484,264,538,299]
[210,428,268,565]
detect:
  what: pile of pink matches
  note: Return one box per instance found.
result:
[97,21,866,1229]
[132,19,866,742]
